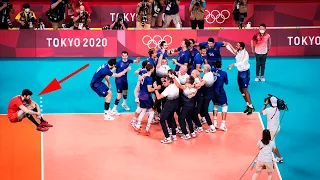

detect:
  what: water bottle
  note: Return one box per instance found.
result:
[246,22,251,29]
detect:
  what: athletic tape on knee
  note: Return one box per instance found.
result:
[214,105,218,111]
[136,107,142,114]
[222,106,228,112]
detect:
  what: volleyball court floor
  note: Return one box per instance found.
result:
[1,57,320,180]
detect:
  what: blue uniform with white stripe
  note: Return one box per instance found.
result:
[191,52,206,72]
[199,42,224,66]
[212,68,228,106]
[90,63,113,97]
[175,48,190,71]
[138,75,154,109]
[115,59,134,93]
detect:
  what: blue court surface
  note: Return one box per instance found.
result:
[0,56,319,180]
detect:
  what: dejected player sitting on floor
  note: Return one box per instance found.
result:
[7,89,53,132]
[90,58,131,121]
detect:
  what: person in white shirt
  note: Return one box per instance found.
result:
[196,64,217,133]
[154,75,180,144]
[252,129,282,180]
[177,65,189,85]
[226,42,255,115]
[262,96,284,163]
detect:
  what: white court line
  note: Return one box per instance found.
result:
[257,112,283,180]
[41,132,44,180]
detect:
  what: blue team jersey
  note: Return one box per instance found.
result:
[91,63,113,85]
[188,47,199,66]
[175,48,190,71]
[147,57,157,67]
[138,75,153,100]
[199,42,224,66]
[156,49,169,60]
[139,69,147,76]
[212,68,228,94]
[115,59,134,83]
[191,53,206,72]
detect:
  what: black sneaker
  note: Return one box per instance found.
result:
[243,106,250,113]
[247,107,255,115]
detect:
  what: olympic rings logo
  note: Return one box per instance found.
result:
[204,10,230,24]
[142,35,173,49]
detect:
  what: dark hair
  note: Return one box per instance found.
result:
[160,41,166,48]
[108,58,117,66]
[22,89,33,96]
[214,60,222,68]
[183,39,191,48]
[22,3,30,9]
[146,64,154,72]
[199,46,206,51]
[260,23,266,28]
[261,129,271,145]
[165,75,174,83]
[148,48,156,57]
[167,69,176,76]
[189,39,195,44]
[141,60,148,68]
[239,42,245,49]
[208,38,215,43]
[188,76,195,84]
[121,51,128,55]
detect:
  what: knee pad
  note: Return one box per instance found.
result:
[222,106,228,112]
[213,105,218,111]
[136,107,142,114]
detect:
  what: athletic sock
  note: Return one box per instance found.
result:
[136,109,146,129]
[146,111,155,131]
[123,95,127,104]
[26,114,39,126]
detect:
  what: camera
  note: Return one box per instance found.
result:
[264,94,288,111]
[79,10,89,19]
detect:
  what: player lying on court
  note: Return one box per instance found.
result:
[7,89,53,132]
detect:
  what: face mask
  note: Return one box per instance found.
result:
[259,29,265,34]
[25,8,30,13]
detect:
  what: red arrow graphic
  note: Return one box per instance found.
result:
[38,64,90,96]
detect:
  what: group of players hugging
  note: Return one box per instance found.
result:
[90,37,254,144]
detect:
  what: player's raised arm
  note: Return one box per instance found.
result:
[112,66,131,78]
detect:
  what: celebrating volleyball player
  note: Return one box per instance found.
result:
[7,89,53,132]
[90,58,131,120]
[134,64,157,135]
[172,75,197,139]
[134,60,149,105]
[191,46,207,72]
[196,64,217,133]
[226,42,255,115]
[212,60,228,131]
[172,39,191,71]
[197,37,228,67]
[111,51,140,115]
[154,75,180,144]
[187,39,200,74]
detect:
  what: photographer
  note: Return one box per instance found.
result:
[0,0,14,29]
[163,0,181,28]
[151,0,164,28]
[64,0,92,28]
[73,5,89,29]
[261,96,284,163]
[136,0,152,30]
[233,0,247,29]
[189,0,206,29]
[48,0,68,30]
[15,3,37,29]
[109,13,128,30]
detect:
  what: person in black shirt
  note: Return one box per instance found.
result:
[110,13,128,30]
[162,0,181,28]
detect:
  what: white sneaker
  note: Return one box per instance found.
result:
[200,117,207,124]
[104,114,115,121]
[181,134,191,140]
[219,124,228,132]
[214,122,218,129]
[160,138,172,144]
[191,132,197,138]
[110,110,120,116]
[260,77,265,82]
[171,135,177,141]
[122,103,130,111]
[255,77,260,82]
[205,128,216,133]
